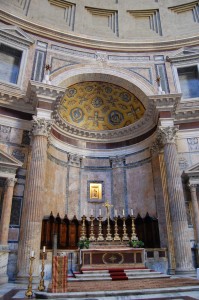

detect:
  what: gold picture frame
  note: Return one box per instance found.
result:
[90,183,102,200]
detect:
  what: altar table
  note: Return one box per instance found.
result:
[80,248,145,270]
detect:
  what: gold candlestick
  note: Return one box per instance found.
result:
[80,215,87,240]
[89,215,96,241]
[131,215,138,240]
[38,250,46,291]
[122,216,129,241]
[25,256,35,297]
[97,215,104,241]
[113,216,121,241]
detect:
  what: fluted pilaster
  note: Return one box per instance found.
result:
[189,184,199,245]
[0,178,17,245]
[17,117,53,280]
[159,126,194,273]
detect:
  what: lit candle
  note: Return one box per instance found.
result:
[114,209,117,217]
[91,209,94,216]
[122,209,125,216]
[131,209,134,216]
[43,246,46,253]
[99,209,101,216]
[31,251,35,258]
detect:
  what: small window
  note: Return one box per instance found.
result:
[0,44,22,84]
[177,66,199,99]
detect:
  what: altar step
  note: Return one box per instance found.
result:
[69,268,170,281]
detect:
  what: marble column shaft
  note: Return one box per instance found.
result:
[160,127,193,273]
[190,184,199,244]
[17,117,52,279]
[0,178,16,245]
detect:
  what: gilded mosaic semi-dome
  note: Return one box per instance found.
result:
[58,81,145,131]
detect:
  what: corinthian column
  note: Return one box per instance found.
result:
[158,126,194,274]
[189,184,199,245]
[0,178,17,245]
[17,117,53,281]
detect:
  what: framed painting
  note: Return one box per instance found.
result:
[87,181,104,203]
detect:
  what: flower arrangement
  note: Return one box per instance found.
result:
[77,239,90,249]
[129,240,144,248]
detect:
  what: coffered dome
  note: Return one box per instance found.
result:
[58,81,145,131]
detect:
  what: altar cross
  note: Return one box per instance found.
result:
[103,200,113,217]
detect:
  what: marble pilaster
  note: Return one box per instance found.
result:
[17,117,53,281]
[159,126,194,274]
[0,178,17,245]
[189,184,199,246]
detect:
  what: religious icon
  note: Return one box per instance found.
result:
[90,183,102,200]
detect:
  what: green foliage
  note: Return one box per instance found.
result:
[129,240,144,248]
[78,239,90,249]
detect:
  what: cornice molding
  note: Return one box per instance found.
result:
[0,9,199,51]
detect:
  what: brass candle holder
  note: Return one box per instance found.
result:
[38,249,46,291]
[113,216,121,241]
[80,215,87,240]
[89,215,96,241]
[106,214,113,241]
[97,215,104,241]
[25,255,35,297]
[122,216,129,241]
[131,215,138,241]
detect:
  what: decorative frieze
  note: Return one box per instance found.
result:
[31,117,53,137]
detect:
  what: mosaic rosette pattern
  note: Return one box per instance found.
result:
[59,82,145,131]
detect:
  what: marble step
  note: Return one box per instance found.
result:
[68,270,170,281]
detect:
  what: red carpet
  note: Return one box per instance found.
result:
[109,269,128,281]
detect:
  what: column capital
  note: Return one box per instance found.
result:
[157,126,179,145]
[188,183,198,192]
[5,177,17,188]
[32,116,54,137]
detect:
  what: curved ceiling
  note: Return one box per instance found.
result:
[58,81,145,131]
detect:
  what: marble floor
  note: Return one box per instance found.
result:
[0,276,199,300]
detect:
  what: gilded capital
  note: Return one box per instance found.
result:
[157,126,179,145]
[32,116,54,137]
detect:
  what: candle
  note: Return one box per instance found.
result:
[131,209,134,216]
[114,209,117,217]
[43,246,46,253]
[83,209,86,216]
[122,209,125,216]
[99,208,101,216]
[31,251,35,258]
[91,209,94,216]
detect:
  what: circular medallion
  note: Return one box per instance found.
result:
[102,252,124,264]
[70,107,84,123]
[108,110,124,126]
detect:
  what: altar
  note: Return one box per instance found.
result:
[80,247,145,270]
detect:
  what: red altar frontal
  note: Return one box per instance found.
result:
[80,248,145,270]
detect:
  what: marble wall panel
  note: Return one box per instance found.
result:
[9,128,23,144]
[44,158,67,217]
[67,166,80,218]
[0,251,8,283]
[80,169,112,218]
[83,157,110,167]
[8,228,19,242]
[126,161,156,218]
[126,149,150,164]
